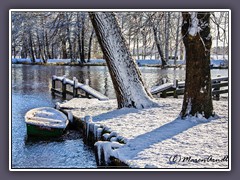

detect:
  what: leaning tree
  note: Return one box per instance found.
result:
[89,12,157,109]
[180,12,213,119]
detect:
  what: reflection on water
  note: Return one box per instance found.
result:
[11,64,228,168]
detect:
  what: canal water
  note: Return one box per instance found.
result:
[11,64,228,169]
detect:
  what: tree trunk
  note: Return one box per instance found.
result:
[180,12,213,119]
[152,26,166,66]
[223,12,227,60]
[61,37,68,59]
[76,13,86,64]
[12,41,16,58]
[28,32,35,63]
[45,31,51,59]
[66,26,73,61]
[142,29,147,59]
[137,35,140,60]
[88,29,94,62]
[21,38,28,59]
[164,12,170,62]
[174,13,181,65]
[89,12,157,109]
[77,31,83,62]
[81,14,86,63]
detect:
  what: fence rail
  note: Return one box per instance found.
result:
[150,76,228,100]
[51,75,109,101]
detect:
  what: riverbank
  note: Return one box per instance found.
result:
[57,97,229,169]
[11,58,229,69]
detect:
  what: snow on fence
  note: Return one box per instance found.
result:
[150,76,228,100]
[51,75,109,101]
[57,102,129,167]
[83,116,128,167]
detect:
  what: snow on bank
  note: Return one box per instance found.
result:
[60,98,229,169]
[11,58,106,64]
[12,58,43,63]
[11,58,228,68]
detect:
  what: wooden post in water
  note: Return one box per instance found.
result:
[173,79,179,98]
[73,77,78,97]
[62,77,67,98]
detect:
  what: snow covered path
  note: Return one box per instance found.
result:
[59,97,229,169]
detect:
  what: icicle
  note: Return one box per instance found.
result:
[67,111,73,123]
[96,128,103,141]
[85,115,92,139]
[94,141,123,165]
[94,141,102,165]
[93,124,100,140]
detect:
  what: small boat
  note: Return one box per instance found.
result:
[25,107,69,137]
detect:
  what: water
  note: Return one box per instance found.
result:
[11,64,228,168]
[11,65,97,169]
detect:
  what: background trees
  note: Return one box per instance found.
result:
[11,11,229,64]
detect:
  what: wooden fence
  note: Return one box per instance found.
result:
[51,75,109,101]
[150,76,228,100]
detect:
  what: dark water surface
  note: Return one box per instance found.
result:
[11,64,228,168]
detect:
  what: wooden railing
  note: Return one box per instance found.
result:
[51,76,109,101]
[150,76,228,100]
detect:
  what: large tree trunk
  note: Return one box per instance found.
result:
[89,12,157,109]
[180,12,213,119]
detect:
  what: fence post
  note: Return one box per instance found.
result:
[62,77,67,98]
[73,77,78,97]
[160,78,167,98]
[85,79,90,98]
[213,75,221,100]
[173,79,179,98]
[51,75,56,96]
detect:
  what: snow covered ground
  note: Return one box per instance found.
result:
[59,97,229,169]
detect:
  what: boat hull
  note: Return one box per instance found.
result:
[25,107,69,137]
[26,123,65,137]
